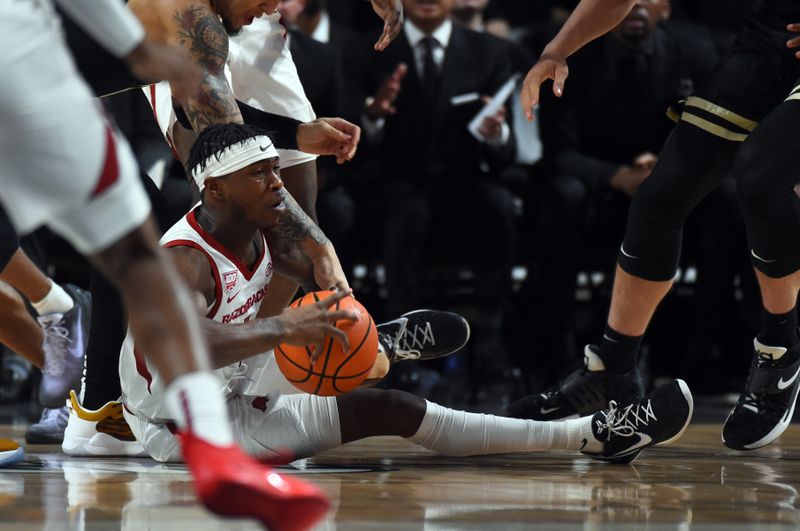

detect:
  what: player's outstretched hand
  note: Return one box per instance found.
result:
[277,289,358,361]
[124,41,201,101]
[521,54,569,121]
[297,118,362,164]
[787,23,800,59]
[371,0,403,51]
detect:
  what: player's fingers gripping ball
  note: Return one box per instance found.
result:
[276,291,378,396]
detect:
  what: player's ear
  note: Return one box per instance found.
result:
[205,179,224,201]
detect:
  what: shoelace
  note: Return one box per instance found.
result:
[394,321,436,361]
[40,316,70,375]
[223,362,252,397]
[597,399,657,440]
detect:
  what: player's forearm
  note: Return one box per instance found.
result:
[543,0,636,59]
[182,74,244,131]
[268,191,331,255]
[202,317,286,368]
[54,0,144,58]
[171,4,243,131]
[238,103,302,150]
[265,192,340,291]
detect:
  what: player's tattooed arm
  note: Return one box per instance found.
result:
[265,192,350,293]
[170,4,242,131]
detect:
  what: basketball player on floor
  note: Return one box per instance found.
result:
[118,123,695,467]
[60,0,402,453]
[508,0,800,451]
[0,1,335,528]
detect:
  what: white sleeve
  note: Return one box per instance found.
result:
[54,0,145,58]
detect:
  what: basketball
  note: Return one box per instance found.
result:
[275,291,378,396]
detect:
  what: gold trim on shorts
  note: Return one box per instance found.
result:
[678,96,758,142]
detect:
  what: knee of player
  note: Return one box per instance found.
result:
[378,389,427,425]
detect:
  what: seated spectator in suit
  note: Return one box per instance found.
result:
[521,0,748,388]
[355,0,518,383]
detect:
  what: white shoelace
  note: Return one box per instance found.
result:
[394,322,436,361]
[39,316,70,375]
[598,399,657,440]
[223,362,252,397]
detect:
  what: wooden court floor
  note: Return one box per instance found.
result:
[1,423,800,530]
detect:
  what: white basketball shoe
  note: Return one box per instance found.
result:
[62,390,146,457]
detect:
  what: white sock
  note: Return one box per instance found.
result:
[164,371,234,447]
[31,281,74,316]
[408,400,599,456]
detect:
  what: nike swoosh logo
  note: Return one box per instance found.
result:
[579,438,588,451]
[608,433,652,458]
[259,144,272,152]
[603,334,619,343]
[751,249,777,263]
[540,406,561,415]
[227,291,241,303]
[778,365,800,390]
[620,245,639,260]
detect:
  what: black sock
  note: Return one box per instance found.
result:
[597,324,642,374]
[757,306,798,348]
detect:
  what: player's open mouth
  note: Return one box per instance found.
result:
[271,194,286,211]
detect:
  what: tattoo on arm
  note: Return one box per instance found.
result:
[275,192,330,246]
[173,5,242,131]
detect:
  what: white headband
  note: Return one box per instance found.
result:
[190,135,279,191]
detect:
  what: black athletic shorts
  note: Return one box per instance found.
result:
[672,0,800,141]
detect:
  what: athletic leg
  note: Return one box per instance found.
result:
[81,172,173,410]
[723,95,800,449]
[0,281,44,368]
[505,8,800,421]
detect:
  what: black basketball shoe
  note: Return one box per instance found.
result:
[583,379,694,464]
[722,339,800,450]
[377,310,470,363]
[505,345,644,421]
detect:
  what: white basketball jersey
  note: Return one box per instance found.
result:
[143,13,314,150]
[119,207,287,422]
[227,13,315,122]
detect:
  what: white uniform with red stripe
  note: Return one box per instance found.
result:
[0,0,149,253]
[144,12,317,169]
[119,206,339,462]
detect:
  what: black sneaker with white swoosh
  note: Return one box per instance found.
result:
[582,379,694,464]
[378,309,470,363]
[505,345,645,421]
[722,339,800,450]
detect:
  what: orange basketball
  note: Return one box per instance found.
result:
[275,291,378,396]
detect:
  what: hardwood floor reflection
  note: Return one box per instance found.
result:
[1,424,800,529]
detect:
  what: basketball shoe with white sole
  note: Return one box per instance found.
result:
[506,344,645,421]
[0,439,23,467]
[179,431,329,531]
[722,339,800,450]
[378,309,470,363]
[582,379,694,464]
[62,390,146,457]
